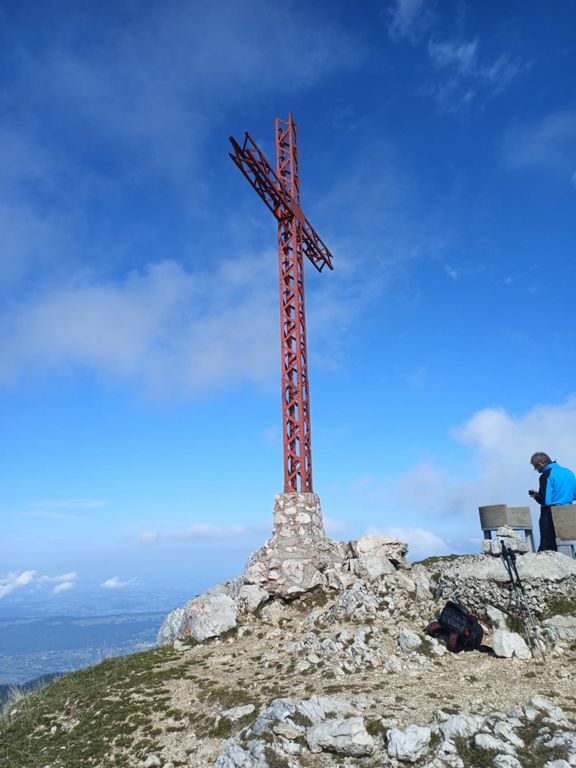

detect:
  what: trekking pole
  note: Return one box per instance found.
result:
[500,540,546,655]
[500,540,533,650]
[505,542,546,653]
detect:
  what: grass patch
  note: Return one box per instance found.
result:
[414,554,461,568]
[453,736,497,767]
[292,590,330,611]
[0,645,182,768]
[264,746,290,767]
[546,598,576,617]
[516,715,570,767]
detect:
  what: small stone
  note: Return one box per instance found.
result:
[474,733,516,756]
[142,756,162,768]
[387,724,432,763]
[306,716,374,756]
[492,630,532,660]
[398,627,422,651]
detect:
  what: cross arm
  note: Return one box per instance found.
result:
[229,132,334,272]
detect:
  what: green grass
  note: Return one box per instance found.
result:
[546,598,576,617]
[0,646,182,768]
[516,715,570,767]
[414,554,461,568]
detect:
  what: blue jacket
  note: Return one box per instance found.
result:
[536,462,576,506]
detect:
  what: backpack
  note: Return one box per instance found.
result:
[424,600,484,652]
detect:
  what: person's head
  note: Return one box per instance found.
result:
[530,452,552,472]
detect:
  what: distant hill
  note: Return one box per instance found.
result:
[0,612,165,686]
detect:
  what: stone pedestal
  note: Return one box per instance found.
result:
[243,491,347,597]
[272,492,325,542]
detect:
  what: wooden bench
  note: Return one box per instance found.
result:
[478,504,535,552]
[551,505,576,558]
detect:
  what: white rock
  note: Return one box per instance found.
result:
[474,733,516,756]
[543,762,571,768]
[384,655,403,673]
[350,534,408,564]
[492,630,532,659]
[156,607,186,645]
[486,605,508,630]
[259,601,287,626]
[306,716,374,756]
[494,755,524,768]
[387,724,432,763]
[439,714,484,739]
[235,585,269,614]
[220,704,256,721]
[398,627,422,651]
[142,756,162,768]
[530,696,569,724]
[440,552,576,584]
[493,721,525,747]
[185,593,237,641]
[353,554,396,579]
[543,615,576,642]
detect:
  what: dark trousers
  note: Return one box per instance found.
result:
[538,506,557,551]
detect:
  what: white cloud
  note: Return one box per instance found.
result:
[0,256,279,396]
[101,577,137,589]
[33,500,107,510]
[0,570,78,599]
[366,525,450,558]
[425,38,525,112]
[0,570,36,599]
[53,582,75,595]
[428,39,478,74]
[392,397,576,520]
[9,2,361,181]
[388,0,431,42]
[138,529,160,545]
[39,572,79,584]
[503,111,576,176]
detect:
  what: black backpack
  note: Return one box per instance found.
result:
[424,600,484,652]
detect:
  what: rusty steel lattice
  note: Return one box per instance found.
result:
[229,114,333,492]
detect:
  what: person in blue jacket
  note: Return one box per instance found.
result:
[529,452,576,551]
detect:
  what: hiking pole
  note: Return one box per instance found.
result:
[500,540,545,655]
[504,542,546,653]
[500,540,533,650]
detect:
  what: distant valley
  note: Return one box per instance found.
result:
[0,612,165,688]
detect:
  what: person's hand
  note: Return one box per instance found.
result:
[528,489,537,498]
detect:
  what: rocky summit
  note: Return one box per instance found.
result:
[2,500,576,768]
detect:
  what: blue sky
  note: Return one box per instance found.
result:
[1,0,575,611]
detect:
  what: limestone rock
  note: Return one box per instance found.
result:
[486,604,508,630]
[185,593,237,641]
[350,553,396,580]
[398,627,422,651]
[387,724,432,762]
[325,588,381,621]
[350,534,409,566]
[259,601,288,626]
[235,585,269,614]
[305,716,375,756]
[439,714,484,739]
[483,527,529,556]
[142,756,162,768]
[494,756,524,768]
[492,630,532,660]
[543,614,576,643]
[156,607,186,646]
[474,732,516,755]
